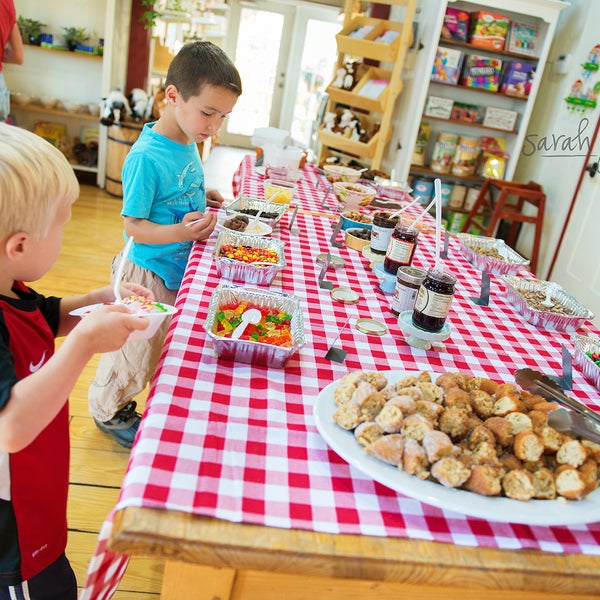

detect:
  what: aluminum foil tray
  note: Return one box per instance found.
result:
[457,233,529,275]
[204,284,305,368]
[574,334,600,391]
[503,276,594,332]
[224,196,288,227]
[214,229,286,286]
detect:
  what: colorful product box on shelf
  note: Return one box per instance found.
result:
[431,46,464,85]
[450,101,480,123]
[446,211,468,234]
[469,11,511,51]
[482,106,518,131]
[424,96,454,119]
[502,62,536,98]
[507,21,539,57]
[461,55,503,92]
[441,7,469,42]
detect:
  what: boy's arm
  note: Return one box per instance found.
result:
[3,23,24,65]
[124,212,218,244]
[0,305,150,452]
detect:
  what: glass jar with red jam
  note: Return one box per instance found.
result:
[412,267,457,332]
[383,221,419,275]
[370,211,400,255]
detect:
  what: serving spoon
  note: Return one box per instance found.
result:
[230,308,262,340]
[113,236,134,304]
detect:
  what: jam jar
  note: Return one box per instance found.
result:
[383,221,419,275]
[412,267,457,332]
[370,211,400,255]
[391,266,427,316]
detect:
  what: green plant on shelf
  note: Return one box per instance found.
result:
[62,26,90,51]
[17,16,46,46]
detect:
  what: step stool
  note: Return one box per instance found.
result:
[460,178,546,274]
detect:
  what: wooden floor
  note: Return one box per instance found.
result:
[35,184,164,598]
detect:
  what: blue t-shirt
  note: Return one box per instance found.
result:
[121,122,206,289]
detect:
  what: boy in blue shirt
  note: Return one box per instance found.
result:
[89,41,242,447]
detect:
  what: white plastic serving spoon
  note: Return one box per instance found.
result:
[230,308,262,340]
[113,236,134,304]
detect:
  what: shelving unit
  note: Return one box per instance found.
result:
[317,0,417,172]
[399,0,566,229]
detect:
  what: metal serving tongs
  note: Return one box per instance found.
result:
[514,368,600,443]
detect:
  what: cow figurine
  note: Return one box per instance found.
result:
[100,90,132,126]
[129,88,151,122]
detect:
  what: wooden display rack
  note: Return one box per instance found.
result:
[318,0,417,171]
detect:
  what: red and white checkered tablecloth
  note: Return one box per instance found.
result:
[82,173,600,599]
[232,155,342,214]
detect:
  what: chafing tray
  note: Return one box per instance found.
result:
[224,196,288,227]
[204,284,305,368]
[503,276,594,332]
[457,233,529,275]
[574,334,600,391]
[214,229,286,286]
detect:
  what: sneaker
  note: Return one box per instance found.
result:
[94,401,141,449]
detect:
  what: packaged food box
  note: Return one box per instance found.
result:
[469,11,510,51]
[507,20,539,57]
[502,62,536,98]
[482,106,518,131]
[430,132,458,174]
[461,55,503,92]
[424,95,454,119]
[450,101,480,123]
[441,7,469,42]
[431,46,464,85]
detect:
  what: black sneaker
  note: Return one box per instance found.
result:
[94,401,141,449]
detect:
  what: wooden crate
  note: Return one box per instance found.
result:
[327,66,393,114]
[336,17,406,62]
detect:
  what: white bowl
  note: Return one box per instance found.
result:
[10,91,32,105]
[69,301,177,341]
[39,96,58,109]
[333,181,376,211]
[323,164,362,183]
[87,102,100,116]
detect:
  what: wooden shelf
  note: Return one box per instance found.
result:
[439,38,540,63]
[429,80,529,100]
[26,44,102,59]
[410,164,485,184]
[327,66,392,114]
[12,103,99,121]
[421,115,515,134]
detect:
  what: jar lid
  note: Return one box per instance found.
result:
[397,266,427,285]
[316,253,345,269]
[355,318,387,336]
[331,287,360,304]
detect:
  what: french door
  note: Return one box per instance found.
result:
[220,0,339,149]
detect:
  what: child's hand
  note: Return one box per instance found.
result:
[206,189,225,208]
[182,211,218,241]
[72,304,150,353]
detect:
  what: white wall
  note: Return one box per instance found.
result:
[514,0,600,279]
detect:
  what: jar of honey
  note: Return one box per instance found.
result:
[383,221,419,275]
[412,267,457,332]
[370,211,400,255]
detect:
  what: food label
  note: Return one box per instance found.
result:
[414,286,453,319]
[385,238,415,264]
[391,283,419,314]
[371,224,394,252]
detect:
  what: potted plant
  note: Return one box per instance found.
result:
[62,26,90,51]
[17,16,46,46]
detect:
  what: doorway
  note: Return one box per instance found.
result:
[221,0,340,149]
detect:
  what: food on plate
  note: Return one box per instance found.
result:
[342,210,373,224]
[331,370,600,501]
[223,215,250,232]
[218,244,279,265]
[213,301,293,347]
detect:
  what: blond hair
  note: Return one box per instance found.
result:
[0,124,79,241]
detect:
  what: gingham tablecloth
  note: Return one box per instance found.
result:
[232,155,341,214]
[82,180,600,599]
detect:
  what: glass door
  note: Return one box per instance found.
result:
[221,0,339,148]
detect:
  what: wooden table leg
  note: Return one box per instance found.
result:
[161,562,235,600]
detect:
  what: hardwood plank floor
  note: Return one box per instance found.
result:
[35,185,163,597]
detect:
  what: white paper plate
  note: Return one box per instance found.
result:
[313,370,600,525]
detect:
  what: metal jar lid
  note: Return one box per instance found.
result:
[397,266,427,285]
[331,287,360,304]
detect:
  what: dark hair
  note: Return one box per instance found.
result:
[165,41,242,100]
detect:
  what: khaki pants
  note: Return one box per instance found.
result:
[88,252,177,422]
